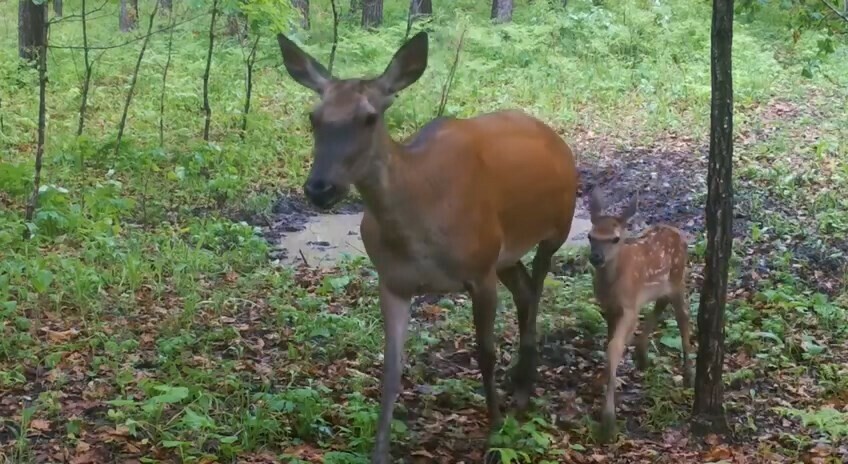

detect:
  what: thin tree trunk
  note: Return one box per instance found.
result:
[119,0,138,32]
[692,0,734,436]
[361,0,382,28]
[348,0,359,18]
[202,0,219,141]
[53,0,62,16]
[410,0,431,15]
[241,35,260,139]
[18,0,47,62]
[77,0,92,136]
[159,9,176,147]
[491,0,513,23]
[292,0,309,30]
[115,1,160,157]
[25,22,48,224]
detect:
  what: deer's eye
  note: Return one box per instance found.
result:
[612,237,621,244]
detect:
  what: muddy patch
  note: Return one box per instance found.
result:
[269,201,594,268]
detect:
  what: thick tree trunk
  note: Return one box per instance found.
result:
[18,0,47,62]
[361,0,382,28]
[692,0,734,436]
[292,0,309,29]
[491,0,513,23]
[53,0,62,16]
[411,0,431,15]
[119,0,138,32]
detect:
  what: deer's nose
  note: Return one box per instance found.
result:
[304,178,338,209]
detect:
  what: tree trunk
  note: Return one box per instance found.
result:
[119,0,138,32]
[349,0,359,18]
[53,0,62,16]
[411,0,431,15]
[292,0,309,29]
[160,0,172,11]
[361,0,382,28]
[692,0,734,436]
[491,0,513,23]
[18,0,47,62]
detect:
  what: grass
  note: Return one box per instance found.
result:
[2,0,848,462]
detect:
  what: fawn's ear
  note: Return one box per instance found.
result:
[374,31,429,96]
[620,193,639,222]
[277,34,331,94]
[588,188,605,223]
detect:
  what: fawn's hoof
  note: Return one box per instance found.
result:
[598,411,618,444]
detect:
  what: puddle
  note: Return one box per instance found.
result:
[276,210,593,268]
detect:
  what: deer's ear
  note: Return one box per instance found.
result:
[374,31,429,96]
[589,188,605,222]
[621,194,638,222]
[277,34,331,94]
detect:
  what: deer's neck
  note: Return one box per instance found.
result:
[353,130,419,244]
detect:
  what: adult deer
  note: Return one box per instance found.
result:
[586,188,693,443]
[277,31,579,462]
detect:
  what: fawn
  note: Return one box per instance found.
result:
[586,188,694,443]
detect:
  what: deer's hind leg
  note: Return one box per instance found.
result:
[497,239,562,413]
[634,298,669,371]
[670,291,694,387]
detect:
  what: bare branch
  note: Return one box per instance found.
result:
[50,12,206,51]
[328,0,339,73]
[437,27,467,118]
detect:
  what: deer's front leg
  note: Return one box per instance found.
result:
[600,307,638,444]
[371,284,411,464]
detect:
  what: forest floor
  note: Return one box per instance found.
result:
[3,93,848,464]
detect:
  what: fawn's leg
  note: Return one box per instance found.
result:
[600,307,639,444]
[634,298,669,371]
[671,292,694,387]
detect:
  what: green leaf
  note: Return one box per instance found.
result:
[32,269,54,294]
[148,385,190,404]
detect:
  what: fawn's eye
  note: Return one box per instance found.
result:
[363,112,378,126]
[612,237,620,244]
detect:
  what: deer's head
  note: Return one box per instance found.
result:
[587,188,638,268]
[277,32,429,209]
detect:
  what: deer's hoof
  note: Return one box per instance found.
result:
[598,411,618,444]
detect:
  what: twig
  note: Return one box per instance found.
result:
[241,34,261,139]
[821,0,848,22]
[47,0,108,24]
[202,0,219,141]
[436,27,466,118]
[299,249,310,267]
[114,0,160,157]
[328,0,339,73]
[76,0,92,136]
[49,12,206,50]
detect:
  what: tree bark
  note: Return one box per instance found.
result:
[491,0,513,23]
[119,0,138,32]
[53,0,62,16]
[692,0,734,436]
[411,0,431,15]
[292,0,309,30]
[18,0,47,62]
[361,0,382,28]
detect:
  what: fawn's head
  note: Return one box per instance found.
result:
[587,188,638,267]
[277,32,429,209]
